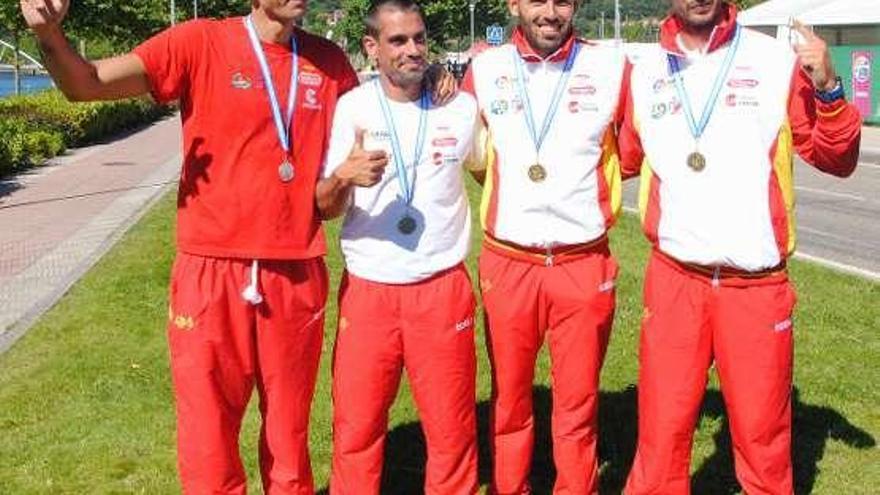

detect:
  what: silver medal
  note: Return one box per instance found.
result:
[278,160,295,183]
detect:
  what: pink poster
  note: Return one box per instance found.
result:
[851,51,872,118]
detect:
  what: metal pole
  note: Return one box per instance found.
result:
[171,0,177,26]
[193,0,198,19]
[12,30,21,96]
[469,1,476,49]
[600,11,605,39]
[614,0,621,40]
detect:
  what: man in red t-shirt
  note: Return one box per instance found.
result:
[21,1,357,493]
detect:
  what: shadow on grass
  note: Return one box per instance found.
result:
[317,386,874,494]
[692,387,876,495]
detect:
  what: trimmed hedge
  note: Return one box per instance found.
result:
[0,90,172,176]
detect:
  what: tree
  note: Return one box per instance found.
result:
[336,0,509,56]
[303,0,344,42]
[422,0,509,52]
[63,0,165,49]
[0,1,27,95]
[336,0,371,54]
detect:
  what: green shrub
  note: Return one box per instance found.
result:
[0,90,171,175]
[0,115,67,174]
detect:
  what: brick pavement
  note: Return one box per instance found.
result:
[0,116,182,353]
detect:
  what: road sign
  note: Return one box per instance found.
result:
[486,24,504,46]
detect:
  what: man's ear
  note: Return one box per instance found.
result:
[362,35,379,61]
[507,0,519,17]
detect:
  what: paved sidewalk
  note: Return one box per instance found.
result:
[861,125,880,161]
[0,116,182,353]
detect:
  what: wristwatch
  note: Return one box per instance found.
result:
[815,76,845,103]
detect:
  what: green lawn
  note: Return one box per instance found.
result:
[1,180,877,494]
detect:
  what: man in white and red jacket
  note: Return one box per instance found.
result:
[462,1,628,492]
[618,1,861,494]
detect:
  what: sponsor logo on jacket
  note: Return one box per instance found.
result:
[491,99,509,115]
[299,72,324,87]
[168,306,196,331]
[569,85,597,96]
[455,316,474,332]
[651,102,668,119]
[650,97,682,119]
[432,151,457,166]
[231,72,253,90]
[369,130,392,141]
[726,78,759,89]
[495,75,512,89]
[432,136,459,148]
[774,319,792,332]
[303,88,322,110]
[571,74,592,87]
[510,96,524,113]
[568,100,599,113]
[652,77,672,93]
[725,93,759,108]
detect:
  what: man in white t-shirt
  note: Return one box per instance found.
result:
[316,1,479,494]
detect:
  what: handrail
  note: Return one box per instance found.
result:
[0,39,45,70]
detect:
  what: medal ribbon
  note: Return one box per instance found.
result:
[512,41,580,158]
[244,16,299,156]
[667,25,741,144]
[374,79,429,206]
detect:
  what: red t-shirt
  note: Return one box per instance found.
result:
[133,18,359,259]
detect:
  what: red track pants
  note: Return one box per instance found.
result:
[330,264,478,495]
[167,253,328,495]
[624,251,796,495]
[479,246,618,495]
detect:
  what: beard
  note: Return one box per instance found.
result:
[523,23,571,56]
[678,1,722,29]
[389,64,427,89]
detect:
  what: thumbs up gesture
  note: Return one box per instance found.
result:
[333,128,389,188]
[792,20,838,92]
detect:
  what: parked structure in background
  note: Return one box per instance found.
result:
[740,0,880,124]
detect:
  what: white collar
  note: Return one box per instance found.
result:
[676,33,709,60]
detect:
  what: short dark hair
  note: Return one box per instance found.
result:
[365,0,423,38]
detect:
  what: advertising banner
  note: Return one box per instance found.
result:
[851,50,873,118]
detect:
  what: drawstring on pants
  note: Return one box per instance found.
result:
[241,260,264,305]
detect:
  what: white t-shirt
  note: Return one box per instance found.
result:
[323,82,477,284]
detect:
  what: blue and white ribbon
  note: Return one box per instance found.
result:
[667,25,742,144]
[244,16,299,155]
[512,42,581,158]
[374,79,429,206]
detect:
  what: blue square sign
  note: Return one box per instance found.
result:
[487,24,504,46]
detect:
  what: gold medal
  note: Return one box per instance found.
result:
[397,215,417,235]
[686,152,706,172]
[528,163,547,183]
[278,159,295,182]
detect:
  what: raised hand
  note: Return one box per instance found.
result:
[424,63,458,106]
[334,128,388,188]
[792,20,838,92]
[20,0,70,37]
